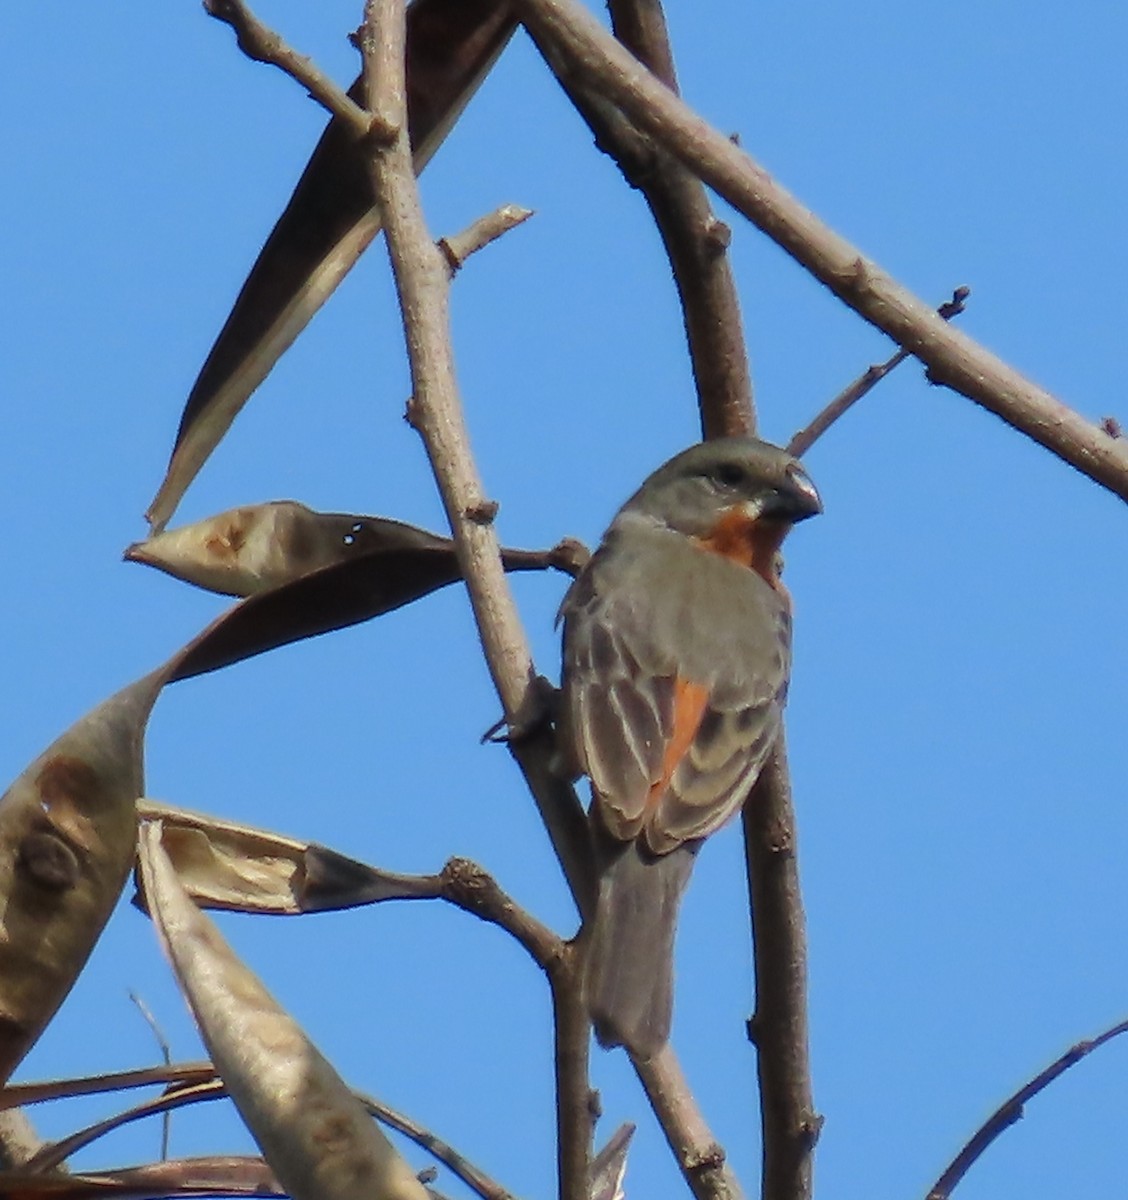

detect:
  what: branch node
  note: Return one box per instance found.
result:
[548,536,591,576]
[403,396,420,428]
[798,1110,825,1150]
[701,217,732,257]
[938,285,971,319]
[464,498,500,525]
[1101,416,1122,439]
[685,1142,726,1174]
[745,1012,761,1046]
[365,112,400,145]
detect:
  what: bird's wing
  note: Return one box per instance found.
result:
[560,531,790,851]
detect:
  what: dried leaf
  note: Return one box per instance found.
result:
[162,534,564,681]
[133,800,435,914]
[0,1155,280,1197]
[136,824,430,1200]
[24,1080,225,1175]
[145,0,517,532]
[0,671,167,1085]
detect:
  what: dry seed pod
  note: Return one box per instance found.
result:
[0,671,165,1084]
[126,503,451,597]
[137,823,430,1200]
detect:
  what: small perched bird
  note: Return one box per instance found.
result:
[558,437,821,1057]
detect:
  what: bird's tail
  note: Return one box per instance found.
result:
[584,841,698,1059]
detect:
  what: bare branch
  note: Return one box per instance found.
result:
[549,948,595,1200]
[352,0,594,912]
[203,0,383,139]
[437,857,564,971]
[632,1048,745,1200]
[742,737,820,1200]
[528,7,817,1195]
[926,1017,1128,1200]
[788,286,971,457]
[510,0,1128,503]
[439,205,535,273]
[358,5,594,1198]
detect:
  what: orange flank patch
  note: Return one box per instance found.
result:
[648,678,710,804]
[696,506,787,587]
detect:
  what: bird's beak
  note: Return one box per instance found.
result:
[760,467,822,523]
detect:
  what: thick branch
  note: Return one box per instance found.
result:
[358,6,593,1198]
[511,0,1128,502]
[356,1,593,912]
[742,737,819,1200]
[604,0,753,440]
[549,946,595,1200]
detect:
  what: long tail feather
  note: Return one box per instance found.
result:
[585,842,698,1058]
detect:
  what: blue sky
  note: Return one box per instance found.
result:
[4,2,1128,1197]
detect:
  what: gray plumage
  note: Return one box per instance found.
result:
[559,437,820,1056]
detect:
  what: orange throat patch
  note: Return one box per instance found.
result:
[695,507,788,586]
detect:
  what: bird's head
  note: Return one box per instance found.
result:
[615,437,822,541]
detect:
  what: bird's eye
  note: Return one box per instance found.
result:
[714,462,746,487]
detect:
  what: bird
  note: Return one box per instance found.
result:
[557,436,821,1058]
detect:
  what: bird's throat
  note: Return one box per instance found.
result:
[694,508,787,587]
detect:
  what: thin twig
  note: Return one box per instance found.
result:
[439,205,535,273]
[357,1091,520,1200]
[925,1017,1128,1200]
[128,991,172,1161]
[787,286,970,457]
[742,737,820,1200]
[509,0,1128,503]
[203,0,382,139]
[358,6,593,1199]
